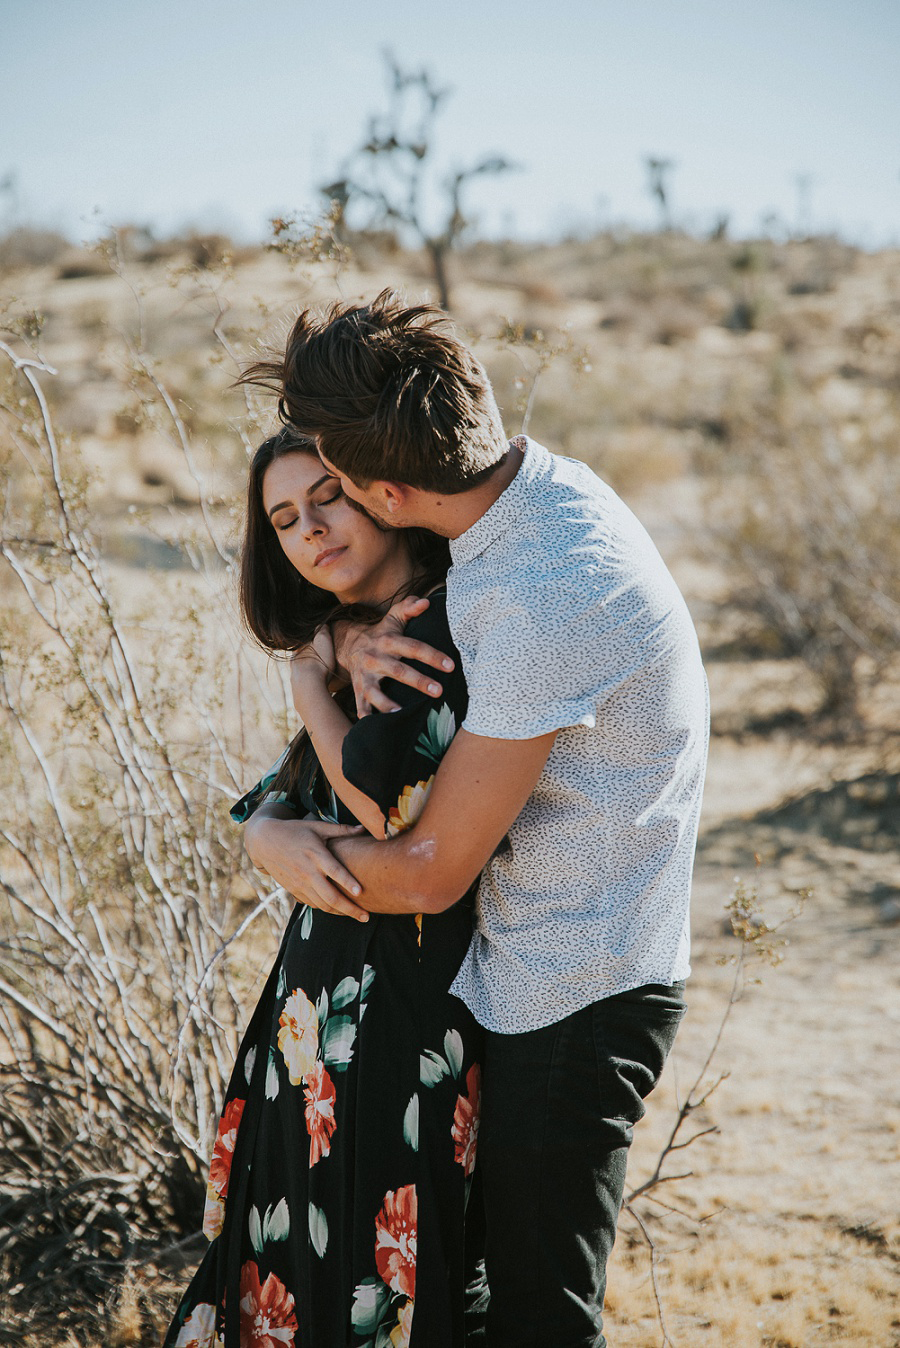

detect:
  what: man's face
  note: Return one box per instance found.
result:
[316,447,397,527]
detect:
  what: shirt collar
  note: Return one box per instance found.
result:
[450,436,543,565]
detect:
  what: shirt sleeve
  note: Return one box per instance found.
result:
[459,566,648,741]
[341,592,468,836]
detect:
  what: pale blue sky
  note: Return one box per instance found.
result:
[3,0,899,245]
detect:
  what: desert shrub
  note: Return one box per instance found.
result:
[702,374,900,725]
[0,326,291,1337]
[0,226,70,271]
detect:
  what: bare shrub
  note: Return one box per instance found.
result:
[0,226,70,271]
[622,878,808,1347]
[702,376,900,726]
[0,313,290,1337]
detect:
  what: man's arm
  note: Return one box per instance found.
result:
[248,727,557,916]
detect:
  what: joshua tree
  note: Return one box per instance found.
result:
[321,52,517,309]
[645,156,675,231]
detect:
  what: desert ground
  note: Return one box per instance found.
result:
[1,225,898,1346]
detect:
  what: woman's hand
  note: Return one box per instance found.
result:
[244,812,368,919]
[332,595,454,717]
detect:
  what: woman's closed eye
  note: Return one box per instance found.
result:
[275,489,343,530]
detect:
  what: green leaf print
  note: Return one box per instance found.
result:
[403,1093,419,1151]
[331,975,360,1010]
[264,1197,290,1243]
[416,703,457,764]
[360,963,376,999]
[300,905,314,940]
[316,786,341,824]
[316,988,329,1028]
[350,1277,391,1334]
[276,965,286,999]
[419,1049,449,1087]
[443,1029,464,1079]
[308,1202,328,1258]
[250,1198,290,1253]
[322,1015,357,1071]
[265,1048,280,1100]
[243,1044,257,1086]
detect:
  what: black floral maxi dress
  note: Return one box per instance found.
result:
[163,593,483,1348]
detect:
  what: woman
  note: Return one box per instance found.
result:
[164,427,482,1348]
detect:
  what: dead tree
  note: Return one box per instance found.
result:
[322,52,517,310]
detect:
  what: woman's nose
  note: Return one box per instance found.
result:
[301,509,327,540]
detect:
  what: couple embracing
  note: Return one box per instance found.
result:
[164,291,708,1348]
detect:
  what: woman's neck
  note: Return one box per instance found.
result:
[334,549,416,609]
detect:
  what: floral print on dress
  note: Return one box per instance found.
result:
[173,1303,223,1348]
[451,1064,481,1177]
[387,776,435,837]
[389,1297,415,1347]
[239,1261,298,1347]
[164,590,482,1348]
[374,1184,418,1299]
[415,703,457,765]
[277,988,319,1084]
[303,1061,336,1166]
[203,1097,246,1241]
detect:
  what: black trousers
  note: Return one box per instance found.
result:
[465,981,686,1348]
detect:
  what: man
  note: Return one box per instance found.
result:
[243,291,709,1347]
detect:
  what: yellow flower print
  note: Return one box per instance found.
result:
[387,777,435,837]
[277,987,319,1085]
[202,1190,225,1242]
[389,1298,415,1347]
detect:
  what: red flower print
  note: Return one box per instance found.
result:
[203,1097,246,1240]
[238,1261,298,1348]
[303,1061,337,1167]
[451,1064,481,1177]
[374,1184,417,1299]
[208,1097,246,1200]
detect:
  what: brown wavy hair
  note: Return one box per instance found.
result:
[239,426,451,801]
[239,289,507,493]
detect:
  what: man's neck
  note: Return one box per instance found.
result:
[420,443,525,540]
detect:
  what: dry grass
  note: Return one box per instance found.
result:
[2,225,899,1344]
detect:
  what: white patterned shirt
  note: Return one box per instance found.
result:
[447,438,709,1034]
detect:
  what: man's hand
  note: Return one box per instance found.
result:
[332,595,455,717]
[244,812,369,919]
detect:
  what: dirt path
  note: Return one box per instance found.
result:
[604,719,900,1346]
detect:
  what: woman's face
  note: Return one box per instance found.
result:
[262,452,411,605]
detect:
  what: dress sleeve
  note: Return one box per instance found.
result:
[341,591,468,837]
[229,724,351,825]
[229,743,304,824]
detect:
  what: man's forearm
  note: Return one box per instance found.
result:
[330,830,465,915]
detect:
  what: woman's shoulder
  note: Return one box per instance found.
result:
[404,586,452,648]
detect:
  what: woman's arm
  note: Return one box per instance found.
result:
[245,805,367,917]
[290,630,387,838]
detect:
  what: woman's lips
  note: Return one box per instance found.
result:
[313,545,348,568]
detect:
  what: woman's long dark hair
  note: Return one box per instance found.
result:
[239,426,451,801]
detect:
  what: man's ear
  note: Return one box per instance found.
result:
[379,481,412,515]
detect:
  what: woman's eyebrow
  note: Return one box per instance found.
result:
[267,475,335,518]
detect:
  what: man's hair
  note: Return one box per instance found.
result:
[241,289,507,494]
